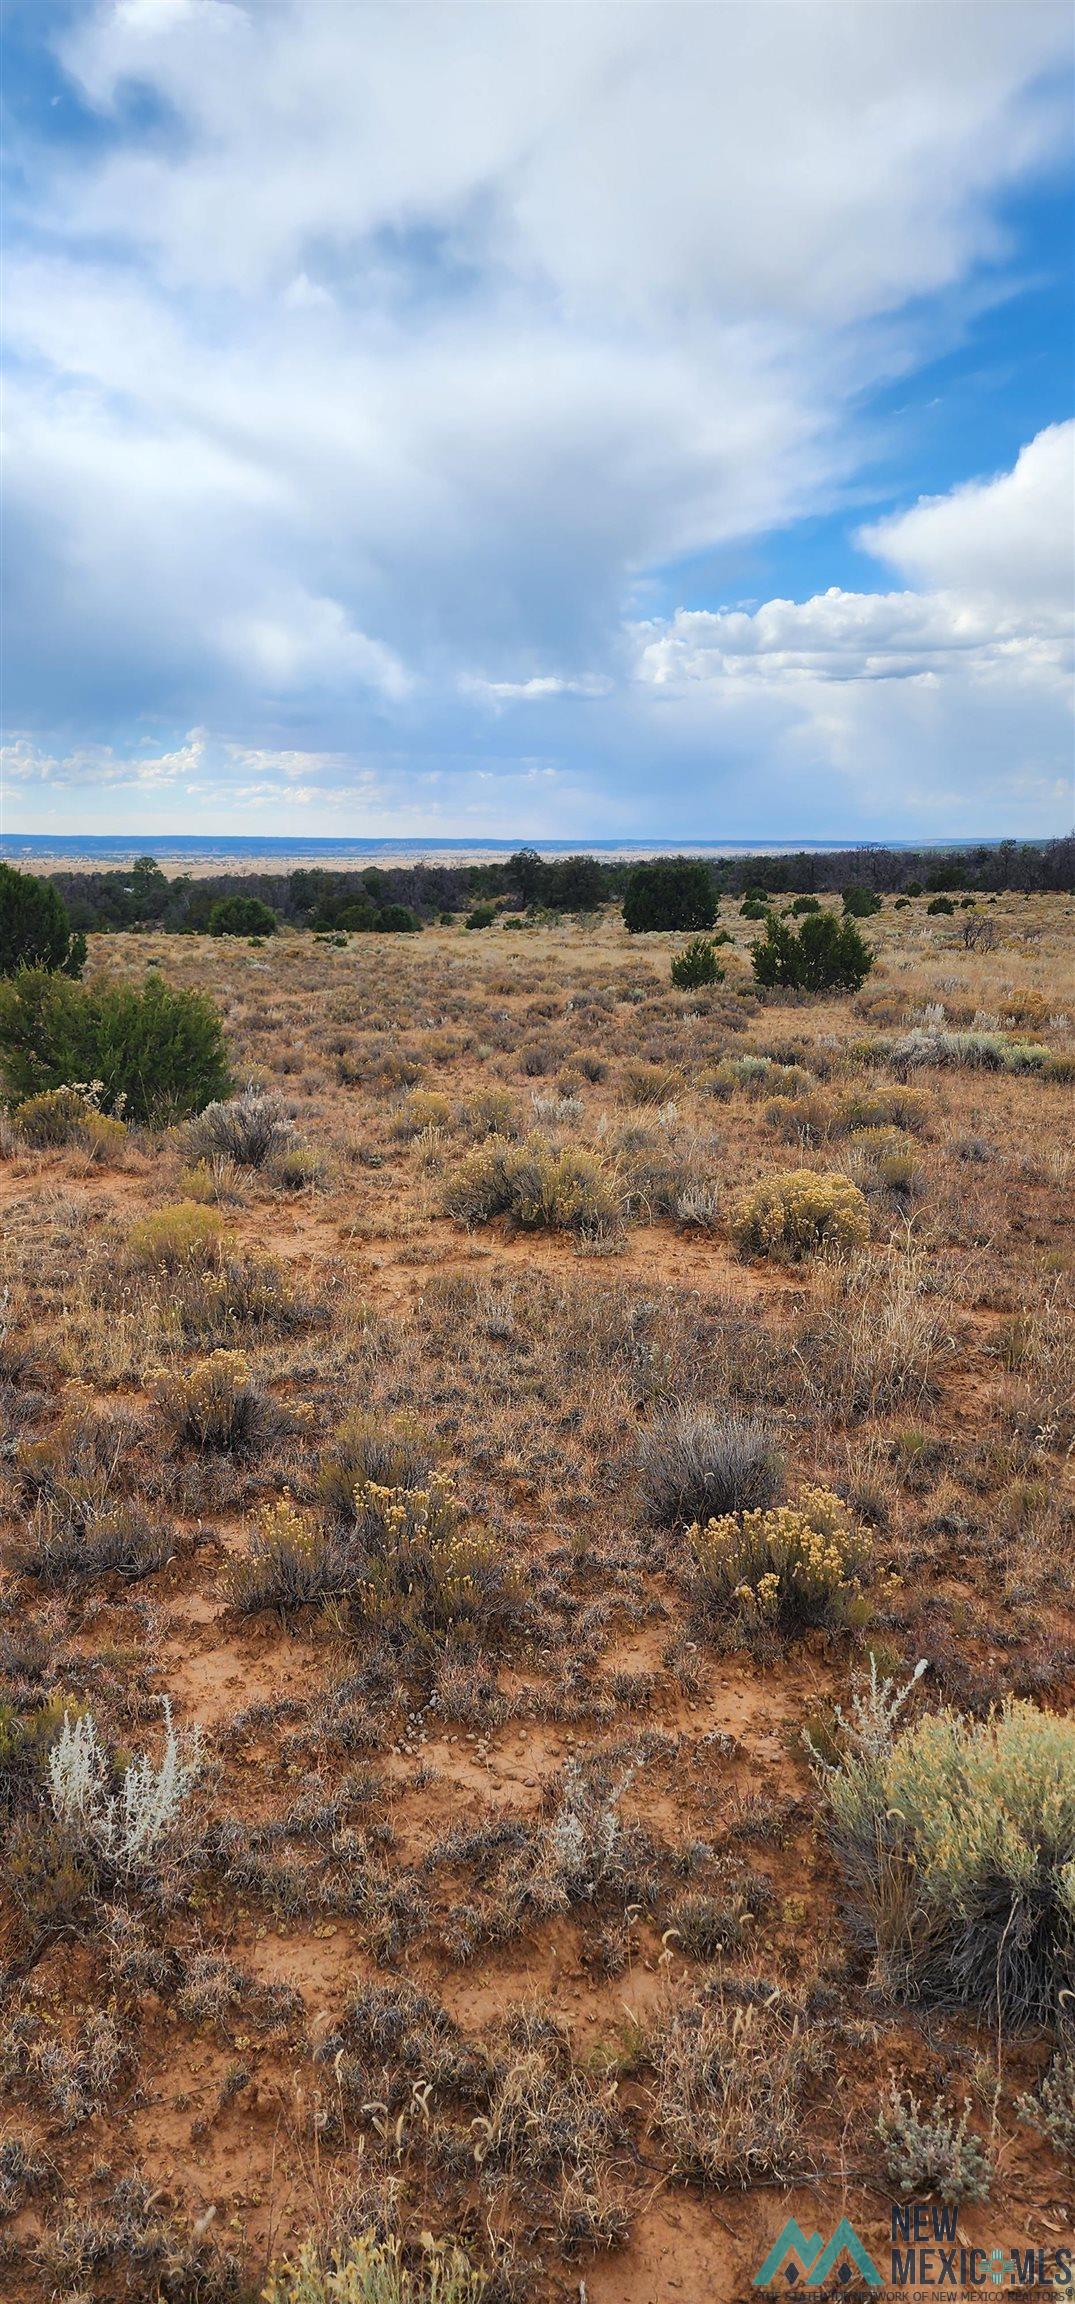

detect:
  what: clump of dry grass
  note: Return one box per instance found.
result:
[126,1200,226,1270]
[796,1243,949,1419]
[153,1348,265,1450]
[654,1982,818,2185]
[347,1473,516,1644]
[229,1496,340,1615]
[639,1409,785,1528]
[474,2005,630,2248]
[263,2232,489,2304]
[319,1411,434,1524]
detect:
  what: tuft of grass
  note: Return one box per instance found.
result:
[347,1474,516,1644]
[13,1499,172,1586]
[319,1411,434,1525]
[654,1982,817,2186]
[640,1409,785,1528]
[263,2231,487,2303]
[229,1497,339,1616]
[127,1201,226,1271]
[153,1348,264,1451]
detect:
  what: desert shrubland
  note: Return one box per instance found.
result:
[1,888,1073,2298]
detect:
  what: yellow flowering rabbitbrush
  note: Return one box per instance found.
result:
[688,1485,869,1634]
[154,1348,259,1450]
[350,1473,514,1640]
[732,1168,869,1259]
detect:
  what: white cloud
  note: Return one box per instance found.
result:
[55,2,1069,322]
[858,421,1075,608]
[0,732,210,788]
[219,596,412,699]
[624,425,1074,829]
[3,4,1072,830]
[634,421,1074,693]
[459,672,614,706]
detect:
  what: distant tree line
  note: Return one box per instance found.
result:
[27,835,1075,938]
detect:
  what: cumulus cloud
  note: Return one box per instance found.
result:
[629,424,1073,827]
[2,2,1072,830]
[858,421,1075,608]
[634,421,1074,688]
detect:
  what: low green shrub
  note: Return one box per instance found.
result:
[704,1054,813,1102]
[842,886,882,918]
[732,1169,869,1258]
[274,1143,329,1190]
[670,937,724,990]
[751,911,873,994]
[877,2084,993,2203]
[0,970,230,1123]
[687,1486,868,1634]
[839,1083,931,1133]
[393,1089,456,1138]
[1018,2053,1075,2160]
[375,903,422,933]
[883,1028,1052,1073]
[816,1683,1075,2024]
[0,1693,72,1820]
[465,904,497,931]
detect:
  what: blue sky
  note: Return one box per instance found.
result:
[2,0,1073,839]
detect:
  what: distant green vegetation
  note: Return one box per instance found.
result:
[11,835,1073,944]
[623,858,719,932]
